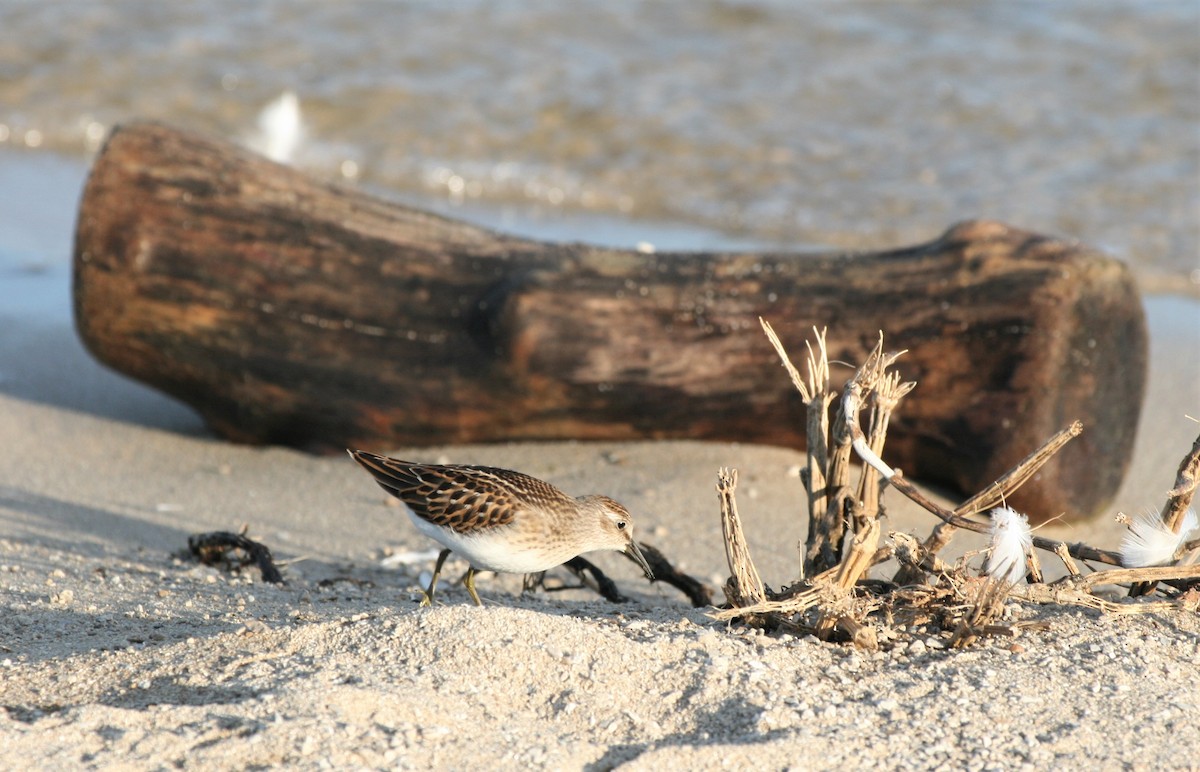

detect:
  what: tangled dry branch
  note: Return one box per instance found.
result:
[711,321,1200,649]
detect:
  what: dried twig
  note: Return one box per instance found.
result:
[188,530,285,584]
[847,413,1122,567]
[857,368,915,528]
[1066,563,1200,592]
[893,521,957,586]
[1053,543,1082,577]
[897,422,1087,585]
[632,542,714,607]
[718,468,765,608]
[1163,430,1200,533]
[951,579,1012,649]
[1017,583,1199,615]
[524,544,711,606]
[891,531,952,577]
[955,422,1084,517]
[710,584,827,620]
[807,336,911,639]
[712,324,1199,652]
[762,320,838,577]
[533,556,629,602]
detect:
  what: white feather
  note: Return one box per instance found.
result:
[379,548,445,569]
[1120,509,1199,568]
[985,506,1033,585]
[249,90,304,163]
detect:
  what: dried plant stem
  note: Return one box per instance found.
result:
[801,337,834,578]
[893,522,957,586]
[1025,548,1044,584]
[1071,563,1200,592]
[1018,584,1199,615]
[891,531,952,577]
[718,468,765,609]
[710,585,828,621]
[828,336,903,527]
[1163,430,1200,532]
[1053,543,1082,577]
[955,422,1085,517]
[815,518,882,639]
[816,413,854,573]
[717,323,1197,652]
[834,519,882,590]
[835,615,878,650]
[894,421,1085,584]
[846,404,1122,568]
[808,336,909,641]
[893,470,1123,566]
[952,579,1013,649]
[762,319,842,577]
[762,321,837,579]
[857,370,915,529]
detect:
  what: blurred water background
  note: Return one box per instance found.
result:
[1,0,1197,299]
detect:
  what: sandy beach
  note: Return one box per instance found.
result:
[3,2,1199,766]
[1,145,1199,769]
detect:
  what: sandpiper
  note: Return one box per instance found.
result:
[348,450,654,605]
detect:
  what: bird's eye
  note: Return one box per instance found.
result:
[617,520,627,530]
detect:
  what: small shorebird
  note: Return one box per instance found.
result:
[348,450,654,605]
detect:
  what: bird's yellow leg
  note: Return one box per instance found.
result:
[464,567,483,606]
[421,549,452,606]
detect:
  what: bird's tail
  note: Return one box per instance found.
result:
[346,449,420,495]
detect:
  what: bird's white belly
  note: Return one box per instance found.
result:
[407,511,572,574]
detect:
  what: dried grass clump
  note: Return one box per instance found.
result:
[712,322,1200,649]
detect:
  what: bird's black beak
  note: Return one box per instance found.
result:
[625,539,654,581]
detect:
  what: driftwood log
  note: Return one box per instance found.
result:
[73,122,1146,520]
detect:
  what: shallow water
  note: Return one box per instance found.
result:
[1,1,1197,289]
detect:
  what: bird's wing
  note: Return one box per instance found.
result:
[348,450,573,533]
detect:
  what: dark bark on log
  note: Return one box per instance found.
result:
[73,122,1147,520]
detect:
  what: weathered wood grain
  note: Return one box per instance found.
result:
[73,122,1147,519]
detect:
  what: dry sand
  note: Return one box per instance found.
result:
[1,156,1199,768]
[1,298,1198,771]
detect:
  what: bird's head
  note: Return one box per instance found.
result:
[577,495,654,580]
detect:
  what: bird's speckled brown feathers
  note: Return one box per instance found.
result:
[348,450,576,533]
